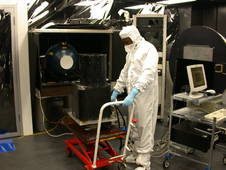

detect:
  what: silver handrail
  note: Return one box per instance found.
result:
[92,101,135,168]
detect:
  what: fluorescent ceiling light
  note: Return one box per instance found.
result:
[28,10,49,24]
[74,1,96,6]
[157,0,196,5]
[41,22,55,29]
[31,1,49,18]
[125,5,146,9]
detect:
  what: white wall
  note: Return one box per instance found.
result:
[17,0,33,135]
[0,0,33,135]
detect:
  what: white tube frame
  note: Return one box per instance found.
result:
[92,101,135,168]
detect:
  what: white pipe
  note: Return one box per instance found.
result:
[122,105,135,156]
[92,101,124,168]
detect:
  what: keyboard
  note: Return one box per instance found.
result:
[204,108,226,122]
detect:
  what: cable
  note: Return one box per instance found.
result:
[115,106,127,128]
[113,106,124,151]
[114,107,121,128]
[37,90,73,138]
[41,110,73,138]
[36,91,67,123]
[16,125,59,140]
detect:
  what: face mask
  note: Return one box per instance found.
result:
[124,44,135,53]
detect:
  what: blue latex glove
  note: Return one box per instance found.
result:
[122,88,140,107]
[111,90,120,102]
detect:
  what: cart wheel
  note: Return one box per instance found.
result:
[163,159,170,169]
[66,148,73,157]
[223,155,226,165]
[186,148,195,154]
[118,162,127,170]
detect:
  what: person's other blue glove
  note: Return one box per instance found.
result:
[111,90,120,102]
[122,88,140,106]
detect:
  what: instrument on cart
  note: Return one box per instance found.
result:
[64,101,135,170]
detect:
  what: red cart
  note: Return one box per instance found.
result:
[64,101,135,170]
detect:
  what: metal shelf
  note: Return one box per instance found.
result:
[29,28,114,34]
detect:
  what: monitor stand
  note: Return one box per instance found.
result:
[189,92,204,99]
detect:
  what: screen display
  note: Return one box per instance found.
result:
[191,67,205,88]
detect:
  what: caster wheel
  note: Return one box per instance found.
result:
[223,155,226,165]
[118,163,127,170]
[186,148,195,154]
[163,159,170,169]
[66,148,73,157]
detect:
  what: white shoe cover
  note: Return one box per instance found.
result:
[135,167,145,170]
[125,153,137,163]
[135,166,150,170]
[135,153,151,170]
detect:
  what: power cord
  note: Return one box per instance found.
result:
[37,90,73,138]
[114,106,128,151]
[16,125,58,140]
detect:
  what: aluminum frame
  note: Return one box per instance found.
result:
[133,14,167,119]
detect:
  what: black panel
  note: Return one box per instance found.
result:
[178,7,192,34]
[73,84,111,121]
[111,31,126,81]
[191,5,203,26]
[202,5,217,29]
[28,33,39,119]
[217,5,226,37]
[0,11,17,133]
[191,4,226,36]
[39,33,109,55]
[192,4,217,29]
[79,53,107,86]
[171,120,211,152]
[136,17,164,52]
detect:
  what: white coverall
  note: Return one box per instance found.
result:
[114,25,159,169]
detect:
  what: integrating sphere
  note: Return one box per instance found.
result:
[45,42,79,82]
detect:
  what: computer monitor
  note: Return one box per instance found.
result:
[186,64,207,98]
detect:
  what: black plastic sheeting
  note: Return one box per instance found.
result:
[28,0,157,28]
[0,11,10,87]
[29,1,180,46]
[0,10,17,133]
[28,0,177,29]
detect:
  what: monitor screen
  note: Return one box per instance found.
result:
[191,67,205,88]
[186,64,207,96]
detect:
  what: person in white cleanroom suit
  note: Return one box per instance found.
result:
[111,25,159,170]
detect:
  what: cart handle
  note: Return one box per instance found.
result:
[92,101,135,168]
